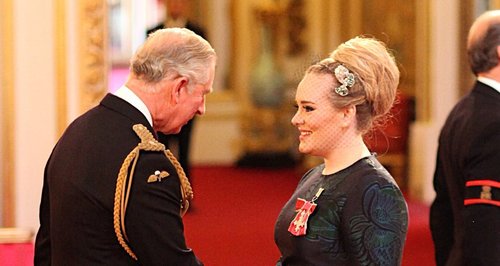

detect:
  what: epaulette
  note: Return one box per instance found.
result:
[113,124,194,260]
[464,179,500,207]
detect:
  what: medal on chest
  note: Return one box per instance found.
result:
[288,187,324,236]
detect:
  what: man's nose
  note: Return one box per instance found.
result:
[197,103,206,115]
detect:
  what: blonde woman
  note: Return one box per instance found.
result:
[274,36,408,265]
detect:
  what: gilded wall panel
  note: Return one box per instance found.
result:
[361,0,416,98]
[55,0,68,136]
[79,0,108,113]
[0,0,15,227]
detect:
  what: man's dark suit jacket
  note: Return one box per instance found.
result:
[34,94,202,265]
[430,81,500,266]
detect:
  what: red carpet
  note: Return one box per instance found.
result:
[184,166,435,266]
[0,166,434,265]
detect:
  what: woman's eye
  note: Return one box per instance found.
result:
[304,106,315,112]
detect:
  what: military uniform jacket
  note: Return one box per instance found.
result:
[430,81,500,266]
[34,94,202,265]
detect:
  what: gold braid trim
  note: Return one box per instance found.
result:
[165,149,194,216]
[114,147,139,260]
[113,124,194,261]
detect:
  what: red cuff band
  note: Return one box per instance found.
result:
[464,179,499,206]
[464,198,500,207]
[466,180,500,188]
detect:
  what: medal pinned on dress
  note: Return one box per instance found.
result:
[288,187,324,236]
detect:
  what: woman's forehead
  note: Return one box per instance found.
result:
[296,73,334,99]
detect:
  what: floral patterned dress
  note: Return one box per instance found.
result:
[274,155,408,266]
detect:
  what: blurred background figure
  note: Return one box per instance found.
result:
[147,0,207,180]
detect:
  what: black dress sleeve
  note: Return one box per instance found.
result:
[343,176,409,265]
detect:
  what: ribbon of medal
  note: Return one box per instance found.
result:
[288,187,324,236]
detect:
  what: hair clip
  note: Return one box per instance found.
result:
[334,65,355,96]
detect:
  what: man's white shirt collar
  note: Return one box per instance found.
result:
[113,85,153,127]
[477,76,500,94]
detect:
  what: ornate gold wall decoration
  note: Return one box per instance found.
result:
[79,0,108,113]
[361,0,417,98]
[286,0,307,56]
[415,0,431,122]
[0,0,15,227]
[55,0,68,136]
[236,1,297,167]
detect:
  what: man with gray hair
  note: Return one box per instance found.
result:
[430,10,500,266]
[35,28,215,265]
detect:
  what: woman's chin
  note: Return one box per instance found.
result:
[298,145,310,154]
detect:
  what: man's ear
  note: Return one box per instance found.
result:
[170,76,189,104]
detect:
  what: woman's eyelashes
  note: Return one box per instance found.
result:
[294,103,315,112]
[303,105,315,112]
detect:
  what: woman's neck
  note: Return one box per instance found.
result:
[322,137,371,175]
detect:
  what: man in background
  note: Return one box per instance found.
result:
[430,10,500,266]
[147,0,207,179]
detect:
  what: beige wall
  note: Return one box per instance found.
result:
[409,0,460,203]
[13,0,58,229]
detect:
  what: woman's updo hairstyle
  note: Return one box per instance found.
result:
[308,36,400,133]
